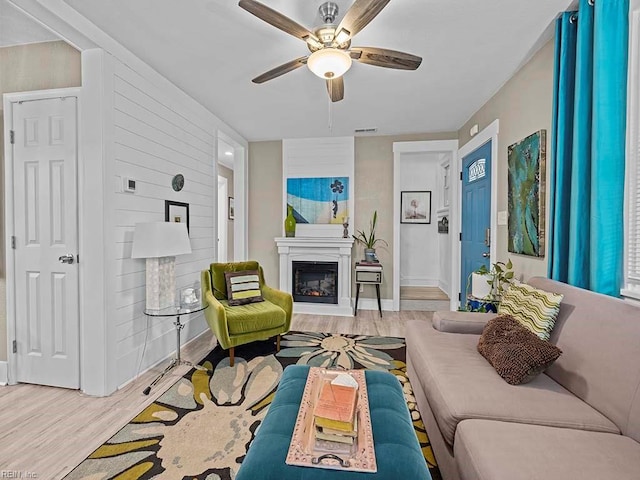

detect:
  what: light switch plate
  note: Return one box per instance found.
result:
[498,210,508,225]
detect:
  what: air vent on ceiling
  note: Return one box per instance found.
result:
[354,128,378,134]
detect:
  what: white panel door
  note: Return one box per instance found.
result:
[12,97,79,389]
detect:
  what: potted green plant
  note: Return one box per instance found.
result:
[352,210,388,262]
[465,259,514,312]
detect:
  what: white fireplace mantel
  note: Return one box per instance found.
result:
[275,237,354,316]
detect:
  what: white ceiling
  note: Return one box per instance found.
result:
[0,0,59,47]
[6,0,575,141]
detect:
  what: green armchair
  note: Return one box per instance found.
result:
[201,261,293,366]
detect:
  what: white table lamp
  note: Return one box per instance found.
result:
[132,222,192,310]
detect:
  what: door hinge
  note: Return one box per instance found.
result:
[12,340,17,354]
[11,236,16,249]
[459,232,462,241]
[9,130,15,144]
[459,171,462,181]
[458,292,461,302]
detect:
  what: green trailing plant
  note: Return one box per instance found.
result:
[462,259,515,312]
[476,259,514,301]
[352,210,388,249]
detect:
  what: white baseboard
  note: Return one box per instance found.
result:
[0,361,7,385]
[438,280,451,298]
[353,297,394,312]
[293,302,354,317]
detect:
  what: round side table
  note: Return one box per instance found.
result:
[142,302,208,395]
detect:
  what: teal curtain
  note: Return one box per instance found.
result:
[548,0,629,296]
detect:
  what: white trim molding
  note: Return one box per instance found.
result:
[353,298,394,313]
[392,140,459,311]
[0,361,7,385]
[623,0,640,298]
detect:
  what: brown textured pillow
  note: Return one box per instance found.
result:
[477,315,562,385]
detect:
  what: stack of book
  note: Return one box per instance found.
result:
[313,376,359,445]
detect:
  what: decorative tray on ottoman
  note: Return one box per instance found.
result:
[285,367,377,473]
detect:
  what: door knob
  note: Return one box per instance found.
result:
[482,252,490,258]
[58,254,75,264]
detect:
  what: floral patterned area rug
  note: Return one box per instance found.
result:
[65,332,441,480]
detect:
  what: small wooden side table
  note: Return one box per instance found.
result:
[355,263,383,317]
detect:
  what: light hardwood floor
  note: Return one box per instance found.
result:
[400,286,449,300]
[0,311,432,479]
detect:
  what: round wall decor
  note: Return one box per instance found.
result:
[172,174,185,192]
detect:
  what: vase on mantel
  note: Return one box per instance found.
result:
[284,205,296,237]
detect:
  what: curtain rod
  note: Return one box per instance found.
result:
[569,0,595,23]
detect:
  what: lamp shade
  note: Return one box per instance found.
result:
[307,48,352,79]
[131,222,192,258]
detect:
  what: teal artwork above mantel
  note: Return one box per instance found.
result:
[286,177,349,225]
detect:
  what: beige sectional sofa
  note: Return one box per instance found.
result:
[406,277,640,480]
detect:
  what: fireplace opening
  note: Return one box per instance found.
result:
[292,261,338,304]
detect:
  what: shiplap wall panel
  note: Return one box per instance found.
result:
[111,61,216,386]
[114,127,210,176]
[282,137,355,238]
[113,75,212,144]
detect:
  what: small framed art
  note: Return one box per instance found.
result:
[228,197,235,220]
[165,200,190,232]
[401,191,432,224]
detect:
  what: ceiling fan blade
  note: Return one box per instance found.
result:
[326,77,344,102]
[252,56,308,84]
[335,0,390,40]
[239,0,315,42]
[350,47,422,70]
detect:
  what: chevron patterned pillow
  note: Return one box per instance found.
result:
[498,283,564,341]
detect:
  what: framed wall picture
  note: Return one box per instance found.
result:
[228,196,235,220]
[401,191,432,224]
[507,129,546,257]
[165,200,190,232]
[286,177,349,224]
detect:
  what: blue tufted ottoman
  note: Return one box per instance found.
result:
[236,365,432,480]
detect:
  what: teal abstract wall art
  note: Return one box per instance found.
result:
[507,130,546,257]
[286,177,349,224]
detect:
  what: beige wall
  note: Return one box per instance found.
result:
[458,39,555,282]
[0,41,81,93]
[353,132,457,299]
[248,141,283,287]
[0,40,81,362]
[248,132,458,300]
[218,164,235,260]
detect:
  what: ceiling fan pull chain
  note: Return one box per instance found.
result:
[328,81,333,131]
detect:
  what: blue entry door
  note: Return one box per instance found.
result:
[460,140,492,305]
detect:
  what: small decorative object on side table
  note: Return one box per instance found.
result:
[354,262,383,318]
[142,301,208,395]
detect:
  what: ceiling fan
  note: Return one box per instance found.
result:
[238,0,422,102]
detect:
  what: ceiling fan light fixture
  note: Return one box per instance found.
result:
[304,34,324,50]
[334,28,351,45]
[307,48,352,79]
